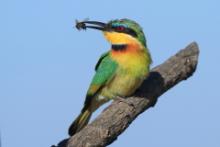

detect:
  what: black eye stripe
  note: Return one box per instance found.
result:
[125,28,138,37]
[111,26,137,37]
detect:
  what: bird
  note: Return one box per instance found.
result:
[69,18,152,136]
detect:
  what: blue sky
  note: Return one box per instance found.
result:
[0,0,220,146]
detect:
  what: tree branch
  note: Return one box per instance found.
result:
[52,42,199,147]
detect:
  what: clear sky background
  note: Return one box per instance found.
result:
[0,0,219,147]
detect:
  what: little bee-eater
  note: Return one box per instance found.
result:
[69,19,152,136]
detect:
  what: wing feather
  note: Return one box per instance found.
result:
[83,52,117,110]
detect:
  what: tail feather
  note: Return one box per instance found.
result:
[68,109,92,136]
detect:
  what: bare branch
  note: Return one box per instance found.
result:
[52,42,199,147]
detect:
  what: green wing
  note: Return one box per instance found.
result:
[95,52,109,71]
[83,52,118,110]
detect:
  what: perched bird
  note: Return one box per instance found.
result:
[69,18,152,136]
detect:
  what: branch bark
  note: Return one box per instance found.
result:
[52,42,199,147]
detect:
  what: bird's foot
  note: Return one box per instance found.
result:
[115,96,135,109]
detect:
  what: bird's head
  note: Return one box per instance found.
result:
[76,19,147,48]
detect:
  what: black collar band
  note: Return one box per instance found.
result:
[112,44,127,51]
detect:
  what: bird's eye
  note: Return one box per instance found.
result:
[115,26,125,31]
[113,26,125,32]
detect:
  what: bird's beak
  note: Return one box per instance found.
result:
[75,20,108,31]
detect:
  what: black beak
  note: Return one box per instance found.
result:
[75,20,107,31]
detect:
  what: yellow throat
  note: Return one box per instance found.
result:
[103,32,143,47]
